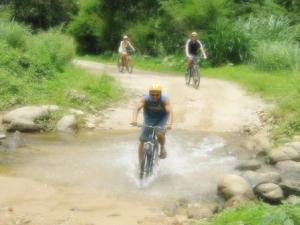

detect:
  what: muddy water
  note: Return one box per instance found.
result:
[1,129,251,204]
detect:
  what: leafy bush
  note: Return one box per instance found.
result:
[0,21,30,49]
[28,30,75,77]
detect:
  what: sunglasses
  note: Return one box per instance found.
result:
[150,93,160,97]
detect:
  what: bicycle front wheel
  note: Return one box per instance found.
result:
[192,67,200,89]
[185,68,191,85]
[117,59,123,72]
[139,151,147,180]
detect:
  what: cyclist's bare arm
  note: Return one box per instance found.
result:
[165,99,174,129]
[128,41,135,51]
[198,41,207,59]
[185,40,191,58]
[118,41,124,54]
[131,98,145,126]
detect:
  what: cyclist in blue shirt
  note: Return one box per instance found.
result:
[131,84,173,160]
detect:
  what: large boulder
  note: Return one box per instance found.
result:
[57,115,77,133]
[218,175,255,200]
[7,119,41,132]
[254,183,284,203]
[242,171,281,187]
[235,160,261,171]
[269,146,300,164]
[2,105,58,132]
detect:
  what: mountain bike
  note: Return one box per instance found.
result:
[117,49,134,73]
[185,57,200,89]
[138,125,164,180]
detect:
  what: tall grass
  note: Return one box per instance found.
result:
[252,41,300,71]
[199,202,300,225]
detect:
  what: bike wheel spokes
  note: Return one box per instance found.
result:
[185,69,191,85]
[193,67,200,89]
[139,152,147,180]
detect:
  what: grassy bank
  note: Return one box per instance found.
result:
[196,202,300,225]
[0,65,122,111]
[0,21,122,113]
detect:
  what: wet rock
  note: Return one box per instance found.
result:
[242,171,281,187]
[225,195,253,208]
[236,160,261,171]
[254,183,284,203]
[7,119,41,132]
[2,105,58,132]
[276,160,300,177]
[269,146,300,164]
[244,131,271,156]
[187,203,218,220]
[57,115,77,133]
[280,179,300,196]
[218,175,255,200]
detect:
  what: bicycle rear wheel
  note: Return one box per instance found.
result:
[192,66,200,89]
[127,60,133,73]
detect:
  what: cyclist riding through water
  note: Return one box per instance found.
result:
[131,84,173,160]
[118,35,135,70]
[185,32,207,68]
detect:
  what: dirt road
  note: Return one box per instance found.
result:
[74,60,264,132]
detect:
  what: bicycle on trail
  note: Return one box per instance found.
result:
[117,48,134,73]
[185,31,207,89]
[185,57,201,89]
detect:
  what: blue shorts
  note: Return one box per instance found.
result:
[139,120,167,142]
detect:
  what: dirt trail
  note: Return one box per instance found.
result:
[74,60,264,132]
[0,60,265,225]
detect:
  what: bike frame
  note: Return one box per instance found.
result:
[139,125,164,180]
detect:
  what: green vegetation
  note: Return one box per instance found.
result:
[9,0,78,29]
[66,0,300,71]
[0,20,121,112]
[197,202,300,225]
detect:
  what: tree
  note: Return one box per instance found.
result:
[11,0,78,29]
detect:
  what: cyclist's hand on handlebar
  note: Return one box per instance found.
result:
[130,121,138,127]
